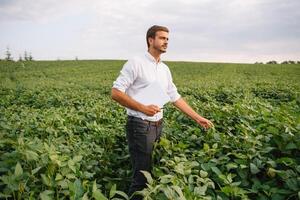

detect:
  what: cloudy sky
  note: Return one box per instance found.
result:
[0,0,299,63]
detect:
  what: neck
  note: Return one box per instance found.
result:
[148,49,161,63]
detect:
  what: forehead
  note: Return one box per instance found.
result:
[155,31,169,38]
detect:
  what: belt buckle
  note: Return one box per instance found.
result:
[144,118,162,126]
[153,119,161,126]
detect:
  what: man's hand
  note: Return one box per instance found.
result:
[111,89,161,116]
[173,98,214,130]
[195,116,214,129]
[142,104,161,116]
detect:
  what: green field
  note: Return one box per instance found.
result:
[0,60,299,200]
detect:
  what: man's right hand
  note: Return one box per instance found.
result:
[111,89,161,116]
[142,105,161,116]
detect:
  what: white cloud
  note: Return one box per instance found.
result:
[0,0,92,23]
[0,0,299,62]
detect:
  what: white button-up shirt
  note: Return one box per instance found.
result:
[112,52,181,121]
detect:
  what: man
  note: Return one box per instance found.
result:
[111,25,213,199]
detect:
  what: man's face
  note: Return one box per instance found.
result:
[151,31,169,53]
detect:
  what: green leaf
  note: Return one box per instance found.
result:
[70,179,84,199]
[31,166,42,175]
[0,193,11,198]
[160,174,174,184]
[41,174,52,187]
[92,181,107,200]
[201,162,215,171]
[55,173,63,181]
[212,143,218,149]
[211,166,222,176]
[276,157,295,166]
[270,187,292,194]
[231,181,241,186]
[57,179,68,189]
[267,168,277,178]
[250,163,260,174]
[82,192,89,200]
[159,137,170,148]
[109,184,116,198]
[140,170,153,185]
[73,155,83,163]
[14,162,23,177]
[226,163,238,171]
[203,143,210,151]
[115,191,129,200]
[286,178,298,191]
[271,193,285,200]
[161,186,175,199]
[194,185,207,196]
[171,185,186,200]
[267,126,279,134]
[24,150,39,161]
[66,173,76,179]
[200,170,208,178]
[93,189,107,200]
[68,159,76,173]
[226,173,234,184]
[49,154,61,166]
[92,180,98,192]
[174,163,185,175]
[39,190,54,200]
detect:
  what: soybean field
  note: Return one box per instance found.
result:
[0,60,299,200]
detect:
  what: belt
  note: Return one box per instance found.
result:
[128,115,163,126]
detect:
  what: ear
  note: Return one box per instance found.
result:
[148,37,154,46]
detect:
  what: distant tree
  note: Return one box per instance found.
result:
[29,52,33,61]
[266,60,277,64]
[75,56,78,61]
[281,60,300,64]
[5,47,13,61]
[255,62,264,64]
[24,51,28,61]
[18,54,23,62]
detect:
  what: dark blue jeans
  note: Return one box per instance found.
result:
[126,116,163,200]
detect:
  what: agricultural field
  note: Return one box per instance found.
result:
[0,60,299,200]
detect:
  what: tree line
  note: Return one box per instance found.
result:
[1,47,299,64]
[255,60,300,64]
[0,47,33,62]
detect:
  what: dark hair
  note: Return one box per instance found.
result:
[146,25,169,48]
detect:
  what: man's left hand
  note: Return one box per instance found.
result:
[196,116,214,129]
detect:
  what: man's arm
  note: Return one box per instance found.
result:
[173,97,213,129]
[111,88,161,116]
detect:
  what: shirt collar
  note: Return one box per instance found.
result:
[145,51,162,64]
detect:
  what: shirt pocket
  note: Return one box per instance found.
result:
[136,70,155,87]
[156,72,169,92]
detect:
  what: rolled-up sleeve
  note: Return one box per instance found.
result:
[112,59,137,92]
[166,69,181,102]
